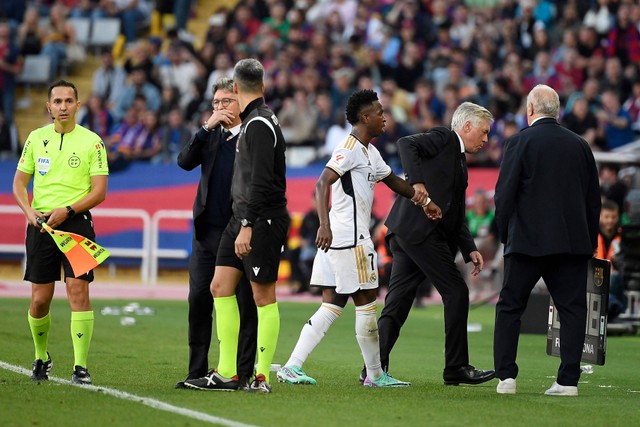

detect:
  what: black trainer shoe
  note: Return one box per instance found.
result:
[71,365,92,385]
[184,370,239,391]
[247,374,272,393]
[31,352,52,381]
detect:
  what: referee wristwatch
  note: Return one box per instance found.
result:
[66,206,76,219]
[240,218,253,228]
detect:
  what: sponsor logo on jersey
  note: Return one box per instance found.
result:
[335,154,345,163]
[43,139,50,148]
[252,266,261,276]
[96,145,104,169]
[37,157,51,176]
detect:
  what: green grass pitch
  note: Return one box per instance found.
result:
[0,297,638,427]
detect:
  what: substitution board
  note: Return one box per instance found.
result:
[546,257,610,365]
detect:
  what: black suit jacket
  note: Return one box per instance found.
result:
[385,127,476,261]
[495,117,601,256]
[177,126,236,240]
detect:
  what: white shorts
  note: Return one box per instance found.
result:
[310,238,378,294]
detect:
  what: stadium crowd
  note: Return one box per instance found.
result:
[1,0,640,166]
[1,0,640,301]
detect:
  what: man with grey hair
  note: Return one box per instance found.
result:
[185,59,289,394]
[176,77,257,390]
[493,84,600,396]
[374,101,496,386]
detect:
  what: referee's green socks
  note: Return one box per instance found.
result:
[215,295,240,378]
[28,311,51,361]
[256,302,280,380]
[71,310,94,368]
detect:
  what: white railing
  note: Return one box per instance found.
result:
[149,209,192,284]
[92,208,152,282]
[0,205,185,284]
[0,205,26,253]
[0,205,27,272]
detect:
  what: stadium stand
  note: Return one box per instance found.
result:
[3,0,640,295]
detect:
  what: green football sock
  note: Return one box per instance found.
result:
[215,295,239,378]
[71,311,94,368]
[256,303,280,381]
[28,312,51,361]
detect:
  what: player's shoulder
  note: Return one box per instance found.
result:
[366,142,383,157]
[338,134,360,152]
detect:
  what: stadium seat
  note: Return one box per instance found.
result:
[89,18,121,54]
[69,17,91,47]
[17,55,51,85]
[16,55,51,106]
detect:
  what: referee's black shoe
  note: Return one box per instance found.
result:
[184,370,239,391]
[31,352,53,382]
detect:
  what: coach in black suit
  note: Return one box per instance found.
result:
[493,85,601,396]
[379,102,495,385]
[175,77,257,388]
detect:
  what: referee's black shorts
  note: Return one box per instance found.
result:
[24,212,96,283]
[217,215,290,284]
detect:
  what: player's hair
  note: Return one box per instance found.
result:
[233,58,264,93]
[527,84,560,119]
[451,102,493,131]
[212,77,234,97]
[602,199,619,213]
[345,89,379,125]
[48,80,78,101]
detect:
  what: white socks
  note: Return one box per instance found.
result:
[286,303,343,367]
[355,301,383,380]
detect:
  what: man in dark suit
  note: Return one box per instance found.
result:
[175,77,257,389]
[378,102,496,386]
[493,84,601,396]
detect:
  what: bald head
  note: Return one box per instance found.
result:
[526,84,560,125]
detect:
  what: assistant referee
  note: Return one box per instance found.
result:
[13,79,109,385]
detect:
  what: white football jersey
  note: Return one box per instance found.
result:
[325,134,391,248]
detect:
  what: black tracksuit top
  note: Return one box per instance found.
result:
[231,97,288,223]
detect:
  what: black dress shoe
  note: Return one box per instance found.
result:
[443,365,495,386]
[175,380,187,389]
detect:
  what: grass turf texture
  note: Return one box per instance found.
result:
[0,297,638,427]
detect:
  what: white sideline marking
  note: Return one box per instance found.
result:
[0,361,259,427]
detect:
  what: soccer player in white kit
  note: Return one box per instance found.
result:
[277,90,442,387]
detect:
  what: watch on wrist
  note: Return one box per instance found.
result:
[66,206,76,219]
[240,218,253,228]
[202,122,211,132]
